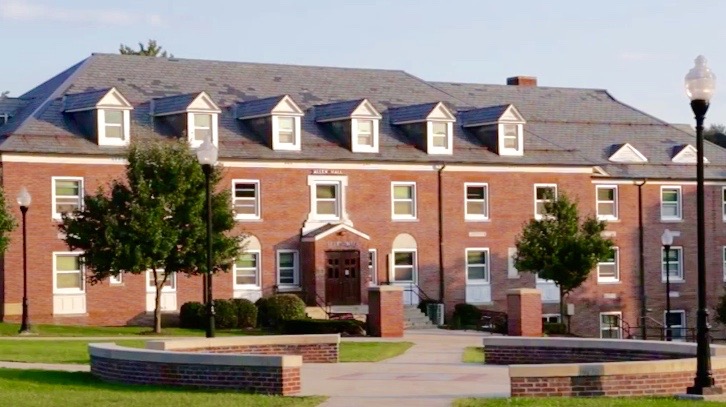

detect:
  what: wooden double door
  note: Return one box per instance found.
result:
[325,250,361,305]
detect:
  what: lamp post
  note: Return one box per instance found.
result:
[661,229,674,341]
[196,137,218,339]
[685,55,720,395]
[16,187,31,334]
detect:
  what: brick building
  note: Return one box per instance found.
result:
[1,53,725,337]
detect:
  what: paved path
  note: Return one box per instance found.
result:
[0,330,510,406]
[301,330,509,407]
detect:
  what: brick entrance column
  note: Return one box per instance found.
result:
[507,288,542,337]
[367,286,404,337]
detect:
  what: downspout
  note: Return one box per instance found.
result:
[437,163,446,303]
[636,179,647,340]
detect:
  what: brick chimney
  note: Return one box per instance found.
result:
[506,76,537,87]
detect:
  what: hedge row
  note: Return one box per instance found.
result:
[179,293,307,330]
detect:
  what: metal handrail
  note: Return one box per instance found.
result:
[645,316,665,327]
[301,289,332,319]
[401,282,435,304]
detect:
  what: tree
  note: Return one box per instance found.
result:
[119,39,173,57]
[59,141,243,333]
[704,123,726,148]
[514,190,613,322]
[0,189,16,254]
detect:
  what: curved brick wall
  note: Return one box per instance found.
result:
[482,337,726,397]
[89,342,303,395]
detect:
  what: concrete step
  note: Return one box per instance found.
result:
[305,307,329,320]
[403,306,437,329]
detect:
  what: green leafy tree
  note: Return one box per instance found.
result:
[119,39,173,57]
[704,123,726,148]
[0,189,16,253]
[514,190,613,321]
[59,141,243,333]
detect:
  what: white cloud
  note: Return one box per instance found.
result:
[0,0,165,26]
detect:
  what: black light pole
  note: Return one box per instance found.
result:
[196,136,218,339]
[661,229,674,341]
[17,187,31,335]
[685,55,721,395]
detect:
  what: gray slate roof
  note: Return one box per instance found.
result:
[235,95,286,119]
[315,99,365,122]
[0,97,29,116]
[62,88,111,112]
[388,102,441,124]
[152,93,200,116]
[2,53,726,179]
[458,105,510,126]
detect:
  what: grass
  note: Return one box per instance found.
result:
[0,322,265,337]
[0,339,413,365]
[338,341,413,362]
[462,346,485,363]
[0,369,324,407]
[453,398,725,406]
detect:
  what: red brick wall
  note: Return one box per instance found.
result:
[368,287,404,337]
[90,356,300,395]
[484,345,689,365]
[507,289,542,337]
[4,159,726,337]
[176,343,338,363]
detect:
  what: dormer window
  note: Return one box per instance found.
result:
[315,99,382,153]
[151,91,221,148]
[236,95,304,151]
[389,102,456,155]
[459,104,525,157]
[62,87,133,147]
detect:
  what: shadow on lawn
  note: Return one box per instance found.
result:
[0,369,237,394]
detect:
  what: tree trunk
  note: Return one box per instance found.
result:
[152,268,163,334]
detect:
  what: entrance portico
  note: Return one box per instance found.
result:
[301,224,371,306]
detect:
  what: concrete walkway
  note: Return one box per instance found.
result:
[301,330,509,407]
[0,329,510,406]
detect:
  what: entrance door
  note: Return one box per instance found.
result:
[325,250,361,305]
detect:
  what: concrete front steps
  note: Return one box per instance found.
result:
[305,305,438,329]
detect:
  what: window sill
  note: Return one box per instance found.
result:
[235,218,263,223]
[52,313,89,317]
[465,218,491,223]
[661,279,685,284]
[277,286,302,292]
[660,219,684,223]
[109,283,125,287]
[597,280,621,285]
[391,218,418,222]
[234,286,261,291]
[597,218,620,223]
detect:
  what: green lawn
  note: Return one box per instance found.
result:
[0,369,324,407]
[454,398,725,406]
[0,322,263,337]
[462,346,485,363]
[0,339,412,364]
[339,341,413,362]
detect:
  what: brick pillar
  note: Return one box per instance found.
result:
[507,288,542,337]
[367,286,404,337]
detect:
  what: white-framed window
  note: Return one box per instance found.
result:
[146,270,176,293]
[315,182,340,219]
[277,250,300,288]
[597,247,620,283]
[368,249,377,285]
[53,252,85,294]
[722,187,726,221]
[534,184,557,219]
[664,310,686,342]
[596,185,618,220]
[272,115,301,151]
[356,119,374,147]
[660,186,682,221]
[466,248,490,283]
[662,246,684,282]
[52,177,83,220]
[507,247,519,279]
[232,180,260,220]
[97,109,130,146]
[392,182,417,220]
[426,121,453,154]
[234,251,260,288]
[392,250,416,282]
[192,113,212,142]
[599,312,622,339]
[109,272,123,285]
[305,175,349,230]
[465,183,489,220]
[502,123,519,150]
[542,314,561,324]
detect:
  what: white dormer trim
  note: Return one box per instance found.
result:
[499,105,525,123]
[63,87,133,113]
[271,115,302,151]
[673,144,709,164]
[187,112,218,148]
[271,95,304,117]
[609,143,648,163]
[97,109,131,146]
[426,121,453,155]
[498,123,524,156]
[350,100,382,153]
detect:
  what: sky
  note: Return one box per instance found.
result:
[1,0,726,127]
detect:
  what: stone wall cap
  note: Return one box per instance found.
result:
[89,342,303,367]
[368,285,404,292]
[506,288,541,295]
[146,334,341,351]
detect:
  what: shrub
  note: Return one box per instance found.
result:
[417,299,440,316]
[280,319,366,336]
[231,298,257,329]
[255,297,271,327]
[453,303,482,327]
[179,301,205,329]
[544,322,567,336]
[267,294,306,327]
[213,299,238,329]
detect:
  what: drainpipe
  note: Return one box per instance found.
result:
[635,179,647,340]
[437,164,446,303]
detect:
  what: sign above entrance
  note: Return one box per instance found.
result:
[329,241,359,249]
[311,169,343,175]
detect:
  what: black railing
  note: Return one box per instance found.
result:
[402,282,435,305]
[302,289,332,319]
[605,318,634,339]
